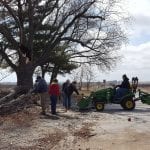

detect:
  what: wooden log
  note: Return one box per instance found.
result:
[0,92,16,105]
[0,94,33,115]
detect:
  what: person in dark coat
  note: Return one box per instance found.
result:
[118,74,130,89]
[114,74,131,101]
[63,81,79,111]
[62,79,70,107]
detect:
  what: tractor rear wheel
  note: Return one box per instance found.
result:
[95,102,104,111]
[121,99,135,110]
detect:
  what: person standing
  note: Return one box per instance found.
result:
[62,80,70,107]
[32,76,48,115]
[65,81,79,111]
[31,79,40,105]
[48,79,60,115]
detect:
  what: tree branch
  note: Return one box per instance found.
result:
[1,1,20,27]
[0,25,19,49]
[82,15,105,20]
[0,49,17,70]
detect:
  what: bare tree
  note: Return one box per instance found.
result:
[0,0,128,93]
[71,64,96,90]
[84,64,96,90]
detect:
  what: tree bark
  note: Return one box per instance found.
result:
[0,62,35,115]
[41,66,46,79]
[50,66,59,83]
[15,63,35,95]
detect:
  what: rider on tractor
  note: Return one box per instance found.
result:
[114,74,131,102]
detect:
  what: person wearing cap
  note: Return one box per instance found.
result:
[48,79,60,115]
[32,76,48,115]
[118,74,131,89]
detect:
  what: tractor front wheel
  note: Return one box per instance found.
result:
[95,102,104,111]
[121,99,135,110]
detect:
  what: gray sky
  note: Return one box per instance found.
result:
[95,0,150,82]
[1,0,150,82]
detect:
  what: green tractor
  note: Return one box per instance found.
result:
[77,87,150,111]
[77,87,135,111]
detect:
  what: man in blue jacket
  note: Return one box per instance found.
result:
[32,76,48,115]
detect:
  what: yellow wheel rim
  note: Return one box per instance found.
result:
[96,103,103,110]
[126,101,133,109]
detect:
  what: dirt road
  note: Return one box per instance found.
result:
[0,101,150,150]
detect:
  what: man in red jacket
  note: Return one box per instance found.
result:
[48,79,60,115]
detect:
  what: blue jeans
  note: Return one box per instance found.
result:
[63,93,71,109]
[50,95,57,114]
[62,92,66,106]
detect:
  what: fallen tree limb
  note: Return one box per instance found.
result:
[0,85,31,105]
[0,94,33,115]
[0,92,16,105]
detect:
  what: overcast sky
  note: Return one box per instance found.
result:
[1,0,150,82]
[96,0,150,82]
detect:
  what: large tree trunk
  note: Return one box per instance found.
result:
[15,63,35,95]
[0,63,36,115]
[50,66,59,83]
[41,66,46,79]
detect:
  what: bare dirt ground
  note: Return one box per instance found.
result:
[0,88,150,150]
